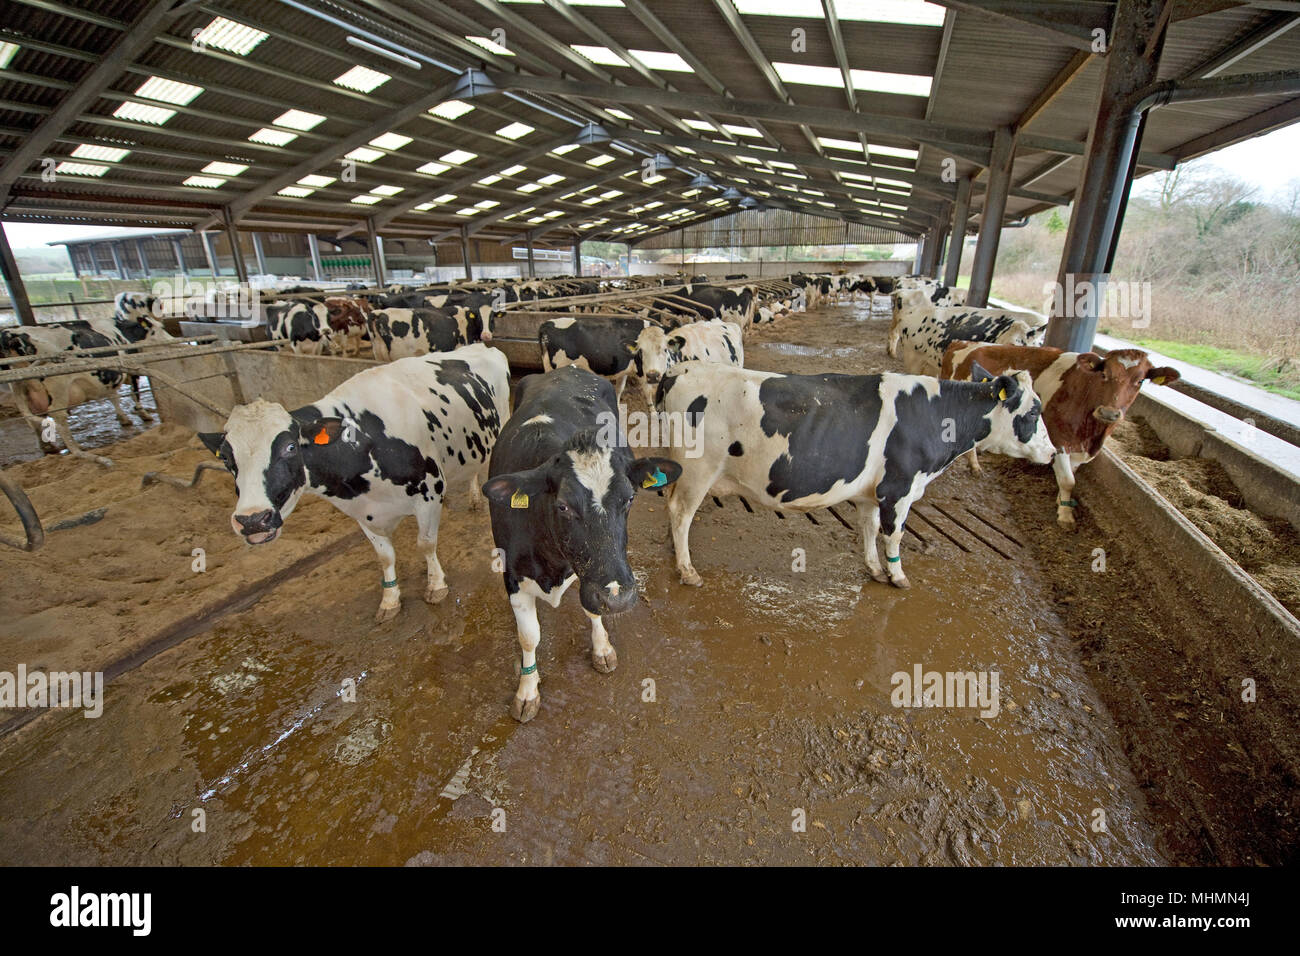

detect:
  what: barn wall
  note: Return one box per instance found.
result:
[148,351,374,433]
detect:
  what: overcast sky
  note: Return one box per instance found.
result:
[4,121,1299,251]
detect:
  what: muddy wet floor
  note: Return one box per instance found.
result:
[0,305,1176,864]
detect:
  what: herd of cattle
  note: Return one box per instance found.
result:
[1,273,1178,721]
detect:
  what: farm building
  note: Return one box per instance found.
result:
[0,0,1298,883]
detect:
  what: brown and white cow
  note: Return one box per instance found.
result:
[323,296,372,357]
[942,342,1180,529]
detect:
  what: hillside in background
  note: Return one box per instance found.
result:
[988,168,1300,397]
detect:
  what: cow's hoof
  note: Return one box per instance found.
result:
[870,568,891,584]
[375,602,401,622]
[511,694,541,723]
[115,417,133,427]
[680,567,703,587]
[1058,517,1077,532]
[592,647,618,674]
[425,585,449,604]
[890,575,911,590]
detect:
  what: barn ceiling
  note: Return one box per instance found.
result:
[0,0,1297,248]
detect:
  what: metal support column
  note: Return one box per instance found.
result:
[573,242,582,277]
[943,177,972,288]
[0,223,37,326]
[967,126,1016,308]
[135,239,152,278]
[109,241,127,280]
[172,238,186,276]
[912,239,925,275]
[221,207,248,284]
[526,235,536,278]
[459,225,473,280]
[1049,0,1168,351]
[201,232,220,277]
[367,217,387,287]
[307,234,324,283]
[251,232,268,276]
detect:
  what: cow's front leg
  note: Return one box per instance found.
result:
[509,590,542,722]
[854,499,888,583]
[965,447,982,475]
[1052,452,1078,530]
[879,493,920,589]
[414,498,449,603]
[586,610,617,673]
[667,474,710,586]
[361,525,402,620]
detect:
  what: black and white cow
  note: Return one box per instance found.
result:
[677,284,757,329]
[655,362,1053,588]
[200,343,510,620]
[660,319,744,372]
[898,305,1047,377]
[378,288,497,342]
[887,283,967,357]
[266,299,334,355]
[367,306,488,362]
[0,314,169,459]
[481,366,681,722]
[538,316,670,400]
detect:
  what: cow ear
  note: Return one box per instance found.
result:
[198,432,226,457]
[1146,366,1179,386]
[1077,352,1105,372]
[991,374,1020,404]
[969,360,994,384]
[628,457,682,491]
[482,469,549,508]
[296,417,362,449]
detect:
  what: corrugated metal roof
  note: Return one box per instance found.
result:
[0,0,1295,248]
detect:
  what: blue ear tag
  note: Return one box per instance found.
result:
[642,468,667,489]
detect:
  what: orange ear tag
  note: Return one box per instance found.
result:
[510,490,529,509]
[314,429,330,445]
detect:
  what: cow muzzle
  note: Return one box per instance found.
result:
[580,577,638,616]
[233,509,280,544]
[479,329,493,342]
[1093,406,1124,424]
[645,371,662,384]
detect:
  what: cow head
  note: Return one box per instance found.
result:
[631,324,671,385]
[1004,320,1046,348]
[114,293,167,342]
[1074,349,1180,424]
[200,399,366,545]
[482,431,681,616]
[969,364,1055,464]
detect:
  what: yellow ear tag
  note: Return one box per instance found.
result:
[1152,375,1166,385]
[510,490,529,509]
[642,468,667,489]
[998,388,1008,401]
